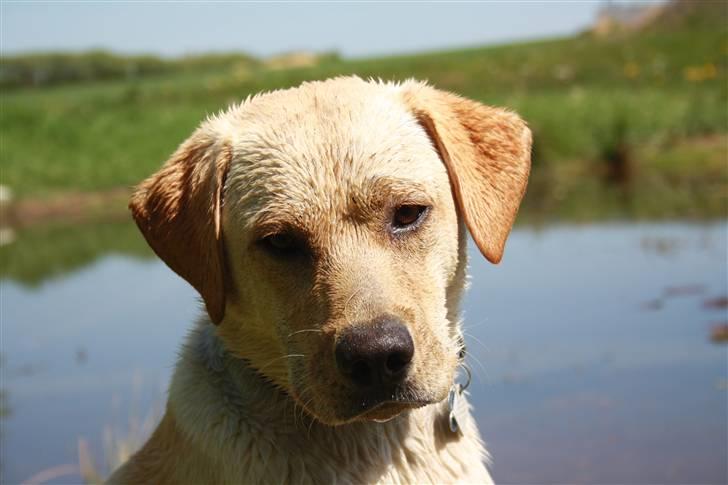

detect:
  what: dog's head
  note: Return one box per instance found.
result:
[130,77,530,425]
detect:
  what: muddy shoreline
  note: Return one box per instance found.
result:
[0,188,132,229]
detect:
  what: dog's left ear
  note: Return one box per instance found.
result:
[402,83,532,263]
[129,130,232,324]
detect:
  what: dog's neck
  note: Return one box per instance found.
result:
[167,321,491,483]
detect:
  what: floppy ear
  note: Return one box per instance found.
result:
[129,130,232,323]
[402,83,532,263]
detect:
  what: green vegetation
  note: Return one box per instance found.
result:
[1,1,726,221]
[0,220,152,286]
[0,50,259,89]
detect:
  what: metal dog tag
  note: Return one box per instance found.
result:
[447,383,462,433]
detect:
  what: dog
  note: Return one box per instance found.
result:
[108,76,531,484]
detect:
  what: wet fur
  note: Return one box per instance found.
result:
[109,77,530,484]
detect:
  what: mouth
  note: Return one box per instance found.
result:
[358,399,434,422]
[347,388,437,422]
[292,381,438,424]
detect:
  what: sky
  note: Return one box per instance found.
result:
[2,1,635,59]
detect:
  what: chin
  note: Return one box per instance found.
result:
[359,402,422,422]
[335,395,438,425]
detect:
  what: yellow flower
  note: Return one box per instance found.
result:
[623,62,640,79]
[683,64,717,82]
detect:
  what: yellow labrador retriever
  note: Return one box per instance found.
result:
[108,76,530,484]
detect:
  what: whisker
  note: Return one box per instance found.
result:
[256,354,305,375]
[292,389,317,439]
[291,384,314,430]
[462,330,490,355]
[466,353,489,385]
[301,387,319,426]
[290,379,317,429]
[460,317,490,332]
[462,329,494,384]
[343,287,363,318]
[305,398,318,439]
[287,328,323,339]
[299,399,310,428]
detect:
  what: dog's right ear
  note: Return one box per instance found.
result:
[129,130,231,324]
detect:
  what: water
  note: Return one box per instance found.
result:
[2,222,726,484]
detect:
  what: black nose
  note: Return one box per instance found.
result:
[335,316,414,390]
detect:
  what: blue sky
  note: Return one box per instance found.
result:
[2,2,637,58]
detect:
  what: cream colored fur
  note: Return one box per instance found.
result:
[109,77,531,484]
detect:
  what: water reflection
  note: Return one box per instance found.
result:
[463,223,727,483]
[0,220,152,287]
[1,221,726,484]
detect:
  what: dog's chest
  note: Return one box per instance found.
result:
[203,414,491,484]
[169,324,492,484]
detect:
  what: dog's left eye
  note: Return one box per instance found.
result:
[259,232,304,258]
[392,205,429,231]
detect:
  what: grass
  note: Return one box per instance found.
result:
[1,3,726,218]
[15,373,164,485]
[0,50,260,89]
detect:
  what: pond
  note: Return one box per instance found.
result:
[1,221,726,484]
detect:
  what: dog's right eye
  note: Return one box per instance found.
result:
[259,232,304,258]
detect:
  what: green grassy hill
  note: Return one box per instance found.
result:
[1,0,726,221]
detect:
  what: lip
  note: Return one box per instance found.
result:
[291,388,435,425]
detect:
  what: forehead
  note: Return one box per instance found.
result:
[223,79,449,226]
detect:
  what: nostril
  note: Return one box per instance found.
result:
[384,351,411,376]
[335,316,415,390]
[351,360,373,387]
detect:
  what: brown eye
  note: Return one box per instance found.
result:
[267,233,294,250]
[260,232,303,258]
[392,205,429,231]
